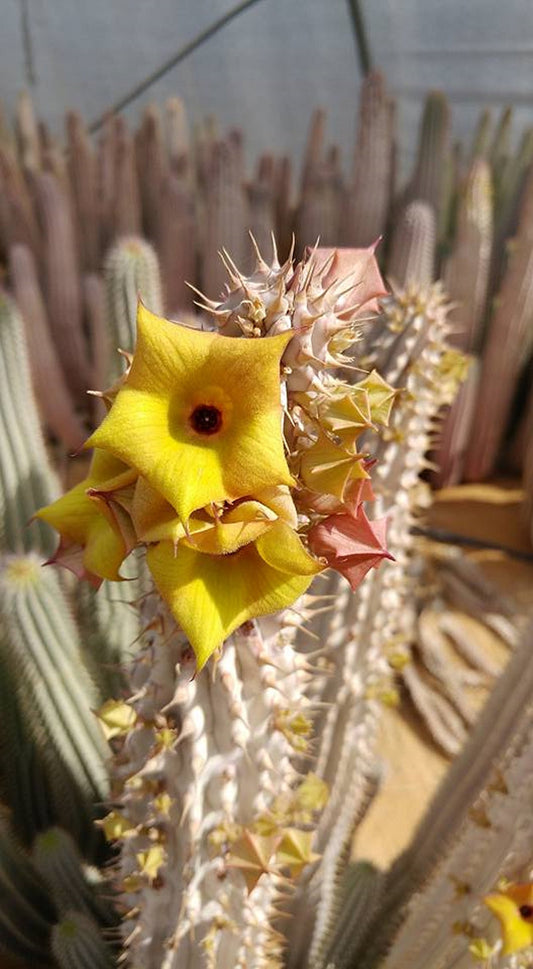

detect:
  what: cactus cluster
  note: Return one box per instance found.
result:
[1,82,533,505]
[0,78,531,969]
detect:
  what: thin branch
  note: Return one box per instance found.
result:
[88,0,268,133]
[345,0,372,76]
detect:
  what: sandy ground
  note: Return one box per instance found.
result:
[353,481,533,868]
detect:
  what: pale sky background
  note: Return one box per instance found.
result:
[2,0,533,182]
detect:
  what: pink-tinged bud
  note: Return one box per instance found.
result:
[310,244,388,317]
[308,507,394,591]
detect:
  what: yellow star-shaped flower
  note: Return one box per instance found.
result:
[146,522,322,669]
[35,451,136,582]
[87,305,294,525]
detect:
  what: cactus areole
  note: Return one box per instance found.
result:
[37,242,393,669]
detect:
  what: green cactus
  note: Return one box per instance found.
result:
[405,91,452,246]
[342,71,395,248]
[104,235,163,380]
[51,912,115,969]
[0,554,109,852]
[0,290,58,555]
[386,199,436,288]
[0,86,532,969]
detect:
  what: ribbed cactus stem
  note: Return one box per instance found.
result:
[0,554,108,811]
[202,133,249,298]
[32,827,115,927]
[297,144,344,250]
[354,622,533,969]
[489,106,512,192]
[165,97,190,170]
[66,111,99,271]
[112,594,315,969]
[51,911,114,969]
[316,863,384,969]
[407,91,451,241]
[274,155,293,262]
[287,287,457,967]
[342,72,394,247]
[0,142,41,254]
[112,117,142,239]
[135,104,167,243]
[387,200,436,288]
[83,272,108,422]
[0,820,57,965]
[469,108,492,161]
[157,170,196,315]
[76,555,142,701]
[247,155,277,260]
[493,125,533,264]
[0,290,58,554]
[9,243,86,451]
[104,236,163,379]
[465,162,533,480]
[32,170,89,398]
[444,159,493,352]
[432,359,479,488]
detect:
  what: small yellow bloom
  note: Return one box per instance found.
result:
[355,370,398,426]
[87,305,294,525]
[136,844,166,883]
[484,882,533,955]
[275,828,320,877]
[146,522,323,669]
[35,451,136,582]
[96,698,137,740]
[298,431,369,503]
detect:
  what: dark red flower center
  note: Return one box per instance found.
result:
[190,405,223,435]
[519,904,533,920]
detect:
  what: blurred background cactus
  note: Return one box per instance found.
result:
[0,56,532,969]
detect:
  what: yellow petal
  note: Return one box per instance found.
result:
[101,811,134,841]
[96,699,137,740]
[484,893,533,955]
[87,305,294,524]
[131,477,186,543]
[183,516,272,555]
[256,522,324,576]
[276,829,320,877]
[146,539,315,669]
[137,844,166,882]
[35,451,136,581]
[355,370,398,426]
[295,774,329,812]
[299,432,368,501]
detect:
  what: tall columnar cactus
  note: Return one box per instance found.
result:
[0,818,117,968]
[334,621,533,969]
[66,111,99,272]
[285,284,464,968]
[386,200,436,288]
[8,243,86,451]
[201,133,249,297]
[405,91,452,244]
[0,290,58,555]
[104,235,163,380]
[444,159,493,353]
[35,241,400,968]
[465,161,533,480]
[342,71,394,248]
[296,113,344,250]
[32,170,89,399]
